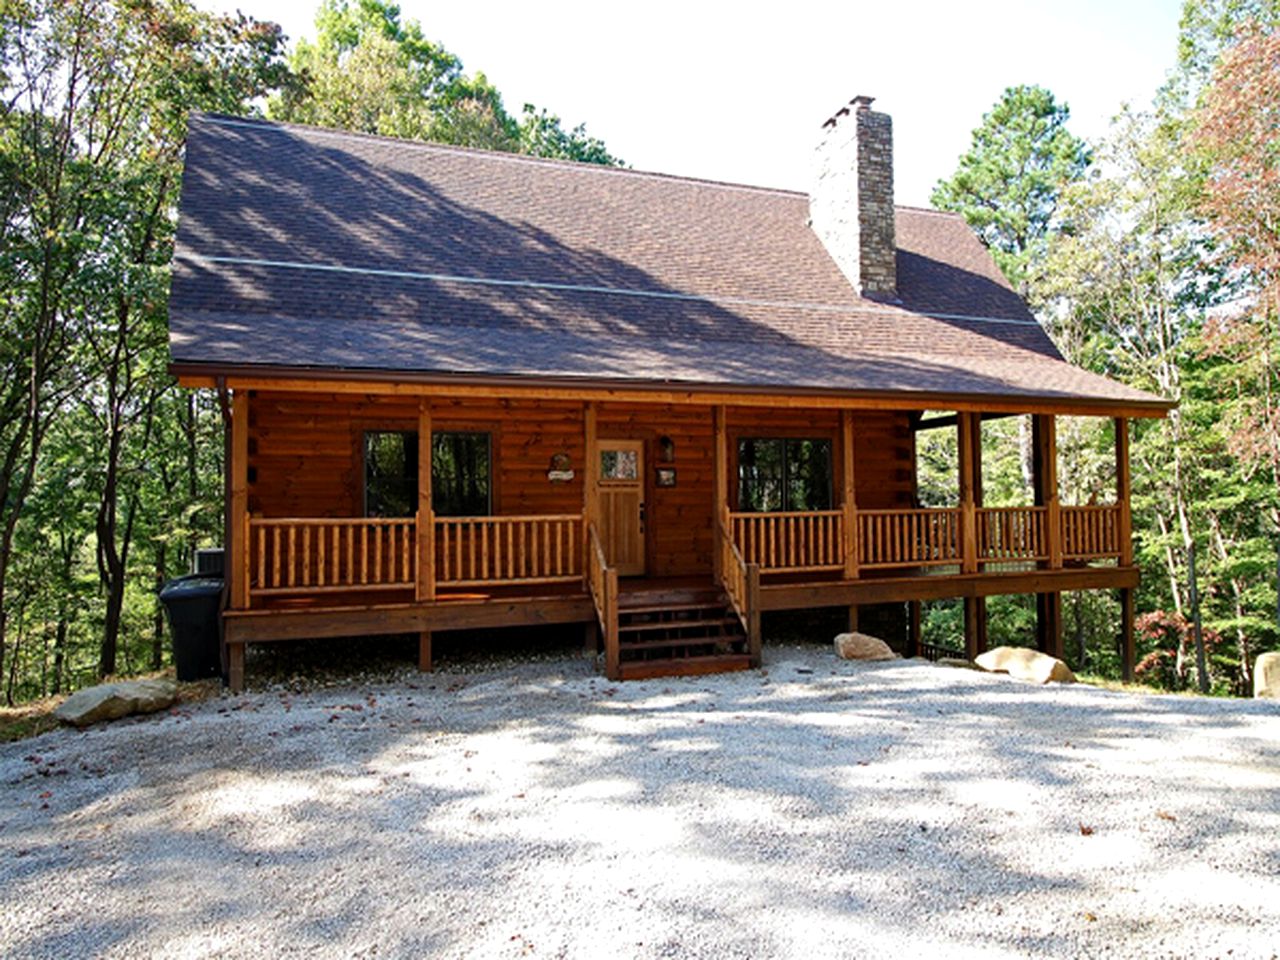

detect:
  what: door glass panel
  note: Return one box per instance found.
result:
[600,449,639,482]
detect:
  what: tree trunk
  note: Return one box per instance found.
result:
[1185,537,1210,694]
[1072,591,1086,670]
[152,539,167,670]
[52,617,67,696]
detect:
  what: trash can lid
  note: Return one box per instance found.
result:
[159,576,225,600]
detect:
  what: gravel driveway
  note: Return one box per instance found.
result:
[2,648,1278,959]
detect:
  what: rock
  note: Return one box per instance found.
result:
[834,632,897,661]
[54,679,178,728]
[1254,651,1280,699]
[974,646,1075,684]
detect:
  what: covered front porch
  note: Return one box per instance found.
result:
[219,387,1139,689]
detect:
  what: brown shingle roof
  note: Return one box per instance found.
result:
[168,114,1168,412]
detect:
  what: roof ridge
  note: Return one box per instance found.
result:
[895,204,964,218]
[192,112,810,200]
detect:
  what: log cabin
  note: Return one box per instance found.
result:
[166,95,1172,691]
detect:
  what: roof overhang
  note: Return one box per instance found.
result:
[169,361,1175,419]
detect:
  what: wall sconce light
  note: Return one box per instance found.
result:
[658,435,675,463]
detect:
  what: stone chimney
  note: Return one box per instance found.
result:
[810,95,897,300]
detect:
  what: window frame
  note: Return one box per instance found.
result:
[358,424,496,519]
[733,433,836,513]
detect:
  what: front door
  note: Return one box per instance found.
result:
[597,439,646,576]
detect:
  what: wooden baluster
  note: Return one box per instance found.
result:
[402,523,411,583]
[503,520,511,580]
[254,525,264,593]
[286,526,296,587]
[437,522,447,583]
[469,521,477,582]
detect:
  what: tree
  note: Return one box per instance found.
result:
[0,0,291,686]
[932,85,1091,296]
[1189,19,1280,685]
[270,0,620,164]
[1171,0,1280,106]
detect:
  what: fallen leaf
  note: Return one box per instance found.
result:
[1079,824,1095,836]
[1156,810,1177,822]
[1084,912,1097,922]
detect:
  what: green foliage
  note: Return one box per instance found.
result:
[931,85,1091,293]
[270,0,620,164]
[0,0,288,702]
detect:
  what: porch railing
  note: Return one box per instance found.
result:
[729,503,1123,574]
[248,517,416,596]
[246,512,584,598]
[729,510,843,573]
[1062,504,1122,560]
[977,506,1049,563]
[718,508,761,666]
[245,501,1126,606]
[435,514,582,587]
[587,523,620,679]
[857,508,962,569]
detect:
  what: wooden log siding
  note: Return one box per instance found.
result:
[729,510,844,572]
[249,517,416,595]
[857,508,962,568]
[977,506,1049,562]
[434,514,583,586]
[1060,504,1122,560]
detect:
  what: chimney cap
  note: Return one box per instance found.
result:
[822,94,877,129]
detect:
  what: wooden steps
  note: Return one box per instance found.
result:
[614,585,751,679]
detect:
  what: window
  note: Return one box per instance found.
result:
[737,437,833,512]
[431,431,490,516]
[363,431,491,517]
[365,431,418,517]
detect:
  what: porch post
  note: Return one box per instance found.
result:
[713,405,727,582]
[583,401,598,586]
[1115,417,1133,567]
[967,412,988,658]
[229,389,250,611]
[841,410,859,631]
[1033,414,1064,659]
[416,399,434,672]
[1116,416,1135,680]
[416,399,434,603]
[958,411,978,575]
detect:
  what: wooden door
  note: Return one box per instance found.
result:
[597,439,646,576]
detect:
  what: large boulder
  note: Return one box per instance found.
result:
[975,646,1076,684]
[1254,651,1280,699]
[54,679,178,728]
[834,632,897,661]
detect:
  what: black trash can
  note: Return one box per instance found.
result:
[160,574,225,681]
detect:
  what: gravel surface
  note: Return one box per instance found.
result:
[2,648,1278,959]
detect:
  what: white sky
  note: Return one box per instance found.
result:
[215,0,1186,206]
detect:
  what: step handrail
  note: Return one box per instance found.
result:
[587,522,620,680]
[718,508,761,666]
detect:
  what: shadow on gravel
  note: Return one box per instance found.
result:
[2,654,1278,958]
